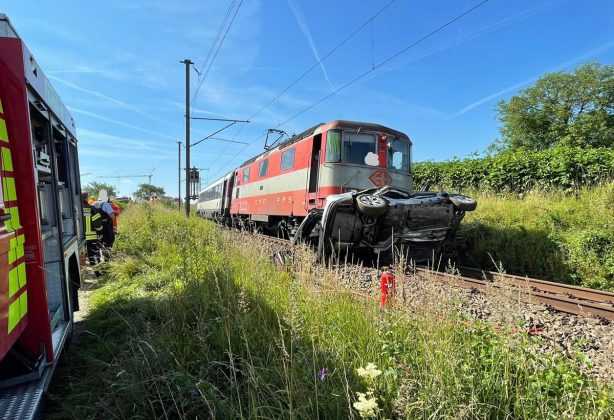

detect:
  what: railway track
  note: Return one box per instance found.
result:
[254,233,614,321]
[414,266,614,321]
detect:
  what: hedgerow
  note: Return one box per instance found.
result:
[413,146,614,193]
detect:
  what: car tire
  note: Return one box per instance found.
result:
[449,194,477,211]
[356,194,388,216]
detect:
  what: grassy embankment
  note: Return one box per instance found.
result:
[459,183,614,291]
[47,204,612,418]
[413,147,614,291]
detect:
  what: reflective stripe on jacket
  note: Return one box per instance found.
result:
[83,203,103,241]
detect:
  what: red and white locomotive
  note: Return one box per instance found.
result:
[197,120,476,261]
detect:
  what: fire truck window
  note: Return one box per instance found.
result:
[281,148,295,170]
[325,130,341,162]
[342,131,375,165]
[53,128,68,185]
[243,167,250,183]
[388,137,410,172]
[258,159,269,177]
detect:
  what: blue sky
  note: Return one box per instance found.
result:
[3,0,613,197]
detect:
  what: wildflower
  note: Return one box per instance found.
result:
[317,367,328,383]
[353,392,379,418]
[356,363,382,380]
[188,388,198,398]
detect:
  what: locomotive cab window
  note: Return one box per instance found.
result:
[258,159,269,177]
[325,130,341,162]
[342,131,376,165]
[242,167,250,183]
[387,136,410,172]
[281,148,295,170]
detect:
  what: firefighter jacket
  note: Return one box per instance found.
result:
[82,201,103,241]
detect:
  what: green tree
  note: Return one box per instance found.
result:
[83,182,118,198]
[133,183,165,201]
[496,62,614,150]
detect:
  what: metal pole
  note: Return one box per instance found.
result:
[177,141,181,208]
[181,59,193,217]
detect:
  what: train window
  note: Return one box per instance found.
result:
[325,130,341,162]
[343,131,376,165]
[243,167,250,183]
[258,159,269,177]
[387,137,410,172]
[281,148,295,171]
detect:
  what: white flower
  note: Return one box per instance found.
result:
[353,392,379,418]
[356,363,382,380]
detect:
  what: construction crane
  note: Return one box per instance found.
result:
[97,169,156,193]
[98,168,155,183]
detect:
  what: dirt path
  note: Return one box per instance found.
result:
[43,273,99,415]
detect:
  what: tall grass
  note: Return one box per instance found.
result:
[46,204,612,419]
[460,183,614,291]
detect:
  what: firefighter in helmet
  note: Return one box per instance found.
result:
[82,191,103,275]
[92,189,116,261]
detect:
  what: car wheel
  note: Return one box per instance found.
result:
[356,194,388,216]
[449,194,477,211]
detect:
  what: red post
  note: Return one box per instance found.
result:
[380,268,395,308]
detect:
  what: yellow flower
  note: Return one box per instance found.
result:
[356,363,382,380]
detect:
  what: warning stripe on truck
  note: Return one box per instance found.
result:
[0,97,28,334]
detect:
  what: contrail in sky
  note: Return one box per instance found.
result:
[286,0,335,91]
[49,75,173,126]
[456,39,614,115]
[69,107,176,140]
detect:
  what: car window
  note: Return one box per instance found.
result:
[243,167,250,183]
[281,148,295,170]
[259,159,269,177]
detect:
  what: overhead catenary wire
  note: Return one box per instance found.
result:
[191,0,245,111]
[208,0,400,173]
[190,0,238,109]
[227,0,399,143]
[209,0,490,179]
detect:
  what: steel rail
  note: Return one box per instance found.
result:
[249,233,614,320]
[455,266,614,304]
[414,268,614,321]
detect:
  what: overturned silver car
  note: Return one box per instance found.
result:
[293,186,477,263]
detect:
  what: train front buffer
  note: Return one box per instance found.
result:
[294,186,477,263]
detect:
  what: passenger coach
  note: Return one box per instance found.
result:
[196,172,233,222]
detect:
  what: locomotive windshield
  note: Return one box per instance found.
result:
[387,136,410,172]
[342,131,377,165]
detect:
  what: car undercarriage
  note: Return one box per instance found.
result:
[293,186,477,263]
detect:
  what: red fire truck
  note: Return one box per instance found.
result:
[0,15,84,418]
